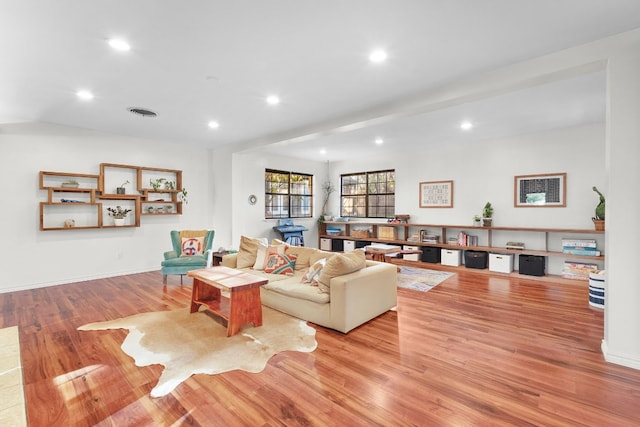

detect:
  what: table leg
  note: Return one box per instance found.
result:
[226,286,262,337]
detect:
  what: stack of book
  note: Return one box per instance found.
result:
[420,230,440,243]
[562,239,600,256]
[457,231,479,247]
[562,261,599,280]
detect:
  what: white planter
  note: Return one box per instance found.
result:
[113,218,126,226]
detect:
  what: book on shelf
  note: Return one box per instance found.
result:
[562,249,601,256]
[562,261,599,280]
[561,239,597,248]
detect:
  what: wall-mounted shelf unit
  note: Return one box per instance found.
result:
[318,221,605,282]
[39,164,183,231]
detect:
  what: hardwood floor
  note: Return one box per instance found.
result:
[2,268,639,426]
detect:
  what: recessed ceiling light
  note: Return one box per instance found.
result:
[108,38,131,51]
[375,138,384,145]
[369,49,388,63]
[266,95,280,106]
[320,149,327,155]
[460,121,473,131]
[76,90,94,100]
[208,121,220,129]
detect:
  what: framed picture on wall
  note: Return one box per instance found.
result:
[514,173,566,207]
[419,180,453,208]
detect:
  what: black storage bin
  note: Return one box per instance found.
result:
[331,239,344,252]
[421,246,441,263]
[519,254,545,276]
[464,250,488,269]
[355,240,369,249]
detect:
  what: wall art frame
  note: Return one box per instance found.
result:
[514,172,566,207]
[419,180,453,208]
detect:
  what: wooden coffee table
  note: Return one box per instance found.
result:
[187,266,268,337]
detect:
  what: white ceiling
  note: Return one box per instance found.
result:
[2,1,640,161]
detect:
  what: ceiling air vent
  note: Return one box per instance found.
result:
[127,107,158,117]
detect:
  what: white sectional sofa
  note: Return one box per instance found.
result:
[221,237,397,333]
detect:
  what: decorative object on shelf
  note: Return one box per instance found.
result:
[165,205,173,213]
[320,180,336,216]
[389,214,410,223]
[482,202,493,227]
[165,180,175,190]
[64,219,75,228]
[419,180,453,208]
[116,180,130,194]
[248,194,257,205]
[592,186,605,231]
[61,180,79,188]
[147,206,154,213]
[473,215,481,227]
[107,206,132,226]
[150,178,166,191]
[179,188,188,205]
[514,172,566,207]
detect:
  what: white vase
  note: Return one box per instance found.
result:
[114,218,125,226]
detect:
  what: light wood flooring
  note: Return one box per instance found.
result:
[1,268,639,426]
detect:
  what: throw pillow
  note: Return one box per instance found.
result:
[180,237,204,256]
[253,244,286,270]
[264,253,298,275]
[302,258,326,285]
[237,236,268,269]
[317,251,366,293]
[284,246,316,270]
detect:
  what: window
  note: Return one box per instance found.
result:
[265,169,313,219]
[341,170,395,218]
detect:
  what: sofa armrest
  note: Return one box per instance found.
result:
[221,253,238,268]
[164,250,178,260]
[328,261,398,333]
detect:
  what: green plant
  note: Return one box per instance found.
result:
[107,206,132,219]
[119,180,130,188]
[179,188,188,205]
[165,180,175,190]
[483,202,493,218]
[473,214,481,222]
[150,178,166,191]
[593,186,605,220]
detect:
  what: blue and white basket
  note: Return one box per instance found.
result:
[588,270,606,309]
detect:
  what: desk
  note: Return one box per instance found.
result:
[187,266,268,337]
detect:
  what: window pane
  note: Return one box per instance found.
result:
[340,169,395,219]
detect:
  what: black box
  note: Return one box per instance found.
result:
[421,246,441,263]
[331,239,344,252]
[464,250,488,269]
[355,240,369,249]
[519,254,545,276]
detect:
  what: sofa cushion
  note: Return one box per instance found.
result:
[309,250,335,265]
[263,279,330,304]
[253,244,286,270]
[317,251,366,293]
[302,258,327,284]
[237,236,268,269]
[264,253,297,275]
[284,246,317,270]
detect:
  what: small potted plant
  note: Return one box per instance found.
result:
[482,202,493,227]
[473,214,482,227]
[164,181,175,190]
[116,180,130,195]
[107,206,132,226]
[592,186,605,230]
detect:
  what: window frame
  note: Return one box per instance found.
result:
[340,169,395,218]
[264,169,313,219]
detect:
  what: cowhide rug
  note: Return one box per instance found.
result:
[78,306,317,397]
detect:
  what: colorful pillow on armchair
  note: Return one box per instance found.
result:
[264,253,297,275]
[180,237,204,256]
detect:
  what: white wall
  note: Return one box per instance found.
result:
[0,122,213,292]
[329,124,606,228]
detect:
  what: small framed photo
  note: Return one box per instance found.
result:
[419,180,453,208]
[514,173,566,207]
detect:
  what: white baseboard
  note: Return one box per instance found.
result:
[601,339,640,370]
